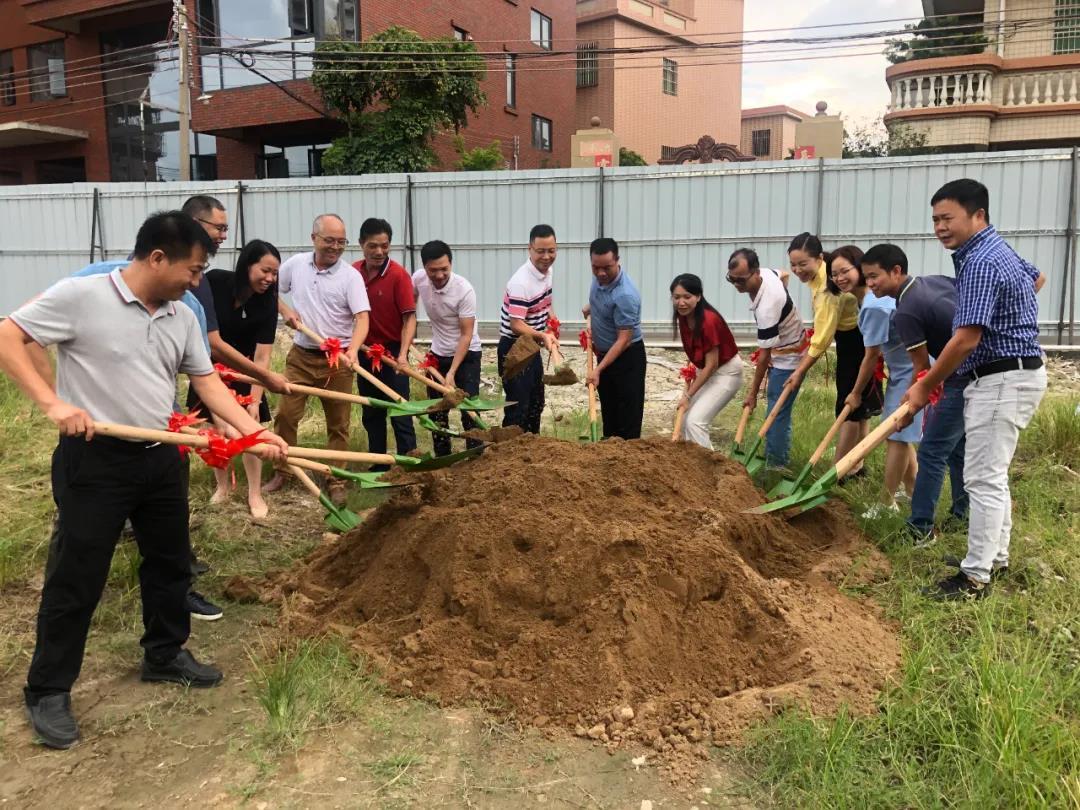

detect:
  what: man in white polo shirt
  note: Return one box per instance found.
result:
[0,211,287,750]
[265,214,370,503]
[413,240,483,456]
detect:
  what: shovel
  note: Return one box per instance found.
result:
[543,343,579,386]
[736,384,796,476]
[583,320,600,442]
[405,347,493,433]
[768,404,852,499]
[671,374,694,442]
[226,371,437,419]
[288,464,361,531]
[263,455,402,490]
[729,404,752,456]
[358,343,511,412]
[746,404,911,516]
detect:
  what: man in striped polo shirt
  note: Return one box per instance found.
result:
[497,224,560,433]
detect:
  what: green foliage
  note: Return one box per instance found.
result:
[843,121,931,158]
[453,136,505,171]
[886,15,989,64]
[618,147,647,166]
[312,26,487,175]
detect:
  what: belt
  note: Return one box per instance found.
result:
[296,344,338,355]
[969,356,1043,381]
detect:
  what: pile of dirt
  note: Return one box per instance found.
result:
[242,435,899,775]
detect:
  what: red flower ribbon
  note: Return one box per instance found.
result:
[547,316,561,340]
[419,353,440,370]
[679,363,698,385]
[366,343,388,372]
[916,369,944,406]
[749,348,762,365]
[233,392,255,407]
[213,363,238,383]
[873,356,887,382]
[320,338,343,368]
[167,410,204,457]
[194,428,266,469]
[578,329,590,352]
[797,328,815,354]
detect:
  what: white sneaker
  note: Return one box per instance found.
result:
[894,488,911,503]
[861,502,900,520]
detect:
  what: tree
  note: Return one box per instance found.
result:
[618,147,647,166]
[453,136,505,171]
[843,121,931,158]
[312,26,487,175]
[885,15,989,64]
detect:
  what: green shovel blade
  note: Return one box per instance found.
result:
[318,492,361,532]
[745,468,839,515]
[400,444,487,471]
[365,396,446,417]
[739,434,765,469]
[589,421,600,443]
[768,461,813,499]
[326,466,404,489]
[459,396,512,412]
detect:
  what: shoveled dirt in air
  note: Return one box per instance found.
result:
[501,334,541,380]
[239,434,899,779]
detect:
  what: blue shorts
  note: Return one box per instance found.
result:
[884,375,923,443]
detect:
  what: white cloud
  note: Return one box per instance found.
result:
[742,0,925,124]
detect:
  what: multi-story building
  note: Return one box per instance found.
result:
[575,0,743,164]
[740,105,808,161]
[0,0,575,183]
[885,0,1080,151]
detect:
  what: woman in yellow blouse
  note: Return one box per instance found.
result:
[783,234,882,477]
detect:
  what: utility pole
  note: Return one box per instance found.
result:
[176,0,191,181]
[512,135,520,170]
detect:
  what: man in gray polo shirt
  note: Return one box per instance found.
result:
[0,212,288,751]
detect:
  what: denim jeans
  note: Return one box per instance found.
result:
[908,375,969,532]
[960,366,1047,583]
[765,366,801,467]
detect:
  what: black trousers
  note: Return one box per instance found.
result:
[357,341,417,465]
[497,335,545,434]
[26,436,192,701]
[426,350,483,456]
[597,340,647,440]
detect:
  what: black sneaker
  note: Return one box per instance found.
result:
[25,693,79,749]
[942,555,1009,580]
[190,557,211,576]
[922,571,990,601]
[904,523,939,548]
[142,649,223,688]
[186,590,223,621]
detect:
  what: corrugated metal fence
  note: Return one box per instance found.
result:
[1,148,1077,342]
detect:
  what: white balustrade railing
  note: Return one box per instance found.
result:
[1001,71,1080,106]
[889,70,994,111]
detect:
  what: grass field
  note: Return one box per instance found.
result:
[0,351,1077,807]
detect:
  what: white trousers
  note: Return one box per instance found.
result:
[681,355,745,449]
[960,366,1047,583]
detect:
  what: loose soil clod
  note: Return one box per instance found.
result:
[502,334,541,381]
[437,387,468,410]
[461,425,524,443]
[250,435,900,777]
[542,366,580,386]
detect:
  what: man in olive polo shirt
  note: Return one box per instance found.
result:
[0,212,288,750]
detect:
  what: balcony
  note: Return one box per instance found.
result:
[19,0,166,32]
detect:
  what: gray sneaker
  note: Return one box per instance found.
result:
[25,693,79,749]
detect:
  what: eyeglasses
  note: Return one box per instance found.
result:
[726,273,750,284]
[316,236,349,248]
[196,218,228,235]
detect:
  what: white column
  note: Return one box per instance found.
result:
[1005,76,1014,106]
[1069,73,1078,104]
[964,73,974,104]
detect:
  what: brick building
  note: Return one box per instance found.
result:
[740,105,808,162]
[0,0,575,183]
[575,0,744,165]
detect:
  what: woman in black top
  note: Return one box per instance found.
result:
[194,240,281,518]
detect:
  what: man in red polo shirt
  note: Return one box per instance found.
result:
[353,218,417,465]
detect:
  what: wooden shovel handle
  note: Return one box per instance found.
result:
[835,404,912,479]
[550,342,566,368]
[733,404,752,445]
[408,346,448,386]
[671,381,691,442]
[360,344,454,395]
[808,404,852,466]
[229,371,370,407]
[292,323,403,403]
[756,381,796,438]
[92,422,397,466]
[585,319,598,424]
[289,464,325,499]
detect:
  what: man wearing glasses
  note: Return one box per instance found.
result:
[726,248,806,469]
[264,214,370,504]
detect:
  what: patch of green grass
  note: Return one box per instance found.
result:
[249,635,381,752]
[731,383,1080,807]
[542,407,597,442]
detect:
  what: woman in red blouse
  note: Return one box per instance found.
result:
[671,273,744,449]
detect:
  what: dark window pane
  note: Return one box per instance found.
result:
[751,129,771,157]
[0,50,14,106]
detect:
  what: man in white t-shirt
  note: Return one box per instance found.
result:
[413,240,484,456]
[727,248,807,468]
[266,214,370,502]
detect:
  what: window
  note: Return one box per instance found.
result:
[531,9,552,49]
[576,42,598,88]
[506,54,516,107]
[751,129,771,158]
[452,26,468,41]
[258,143,330,178]
[1,51,14,106]
[191,154,218,181]
[1054,0,1080,54]
[27,41,66,101]
[289,0,314,36]
[662,58,677,95]
[532,114,552,151]
[321,0,358,39]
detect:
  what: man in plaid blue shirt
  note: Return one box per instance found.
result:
[903,179,1047,601]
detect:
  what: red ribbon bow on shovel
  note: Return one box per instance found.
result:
[915,369,944,406]
[320,338,343,368]
[873,356,887,382]
[749,349,762,365]
[213,363,238,383]
[578,330,590,352]
[679,363,698,385]
[365,343,388,372]
[167,410,205,457]
[233,392,255,407]
[194,428,266,469]
[547,316,562,340]
[418,353,440,370]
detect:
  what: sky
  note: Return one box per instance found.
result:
[742,0,925,127]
